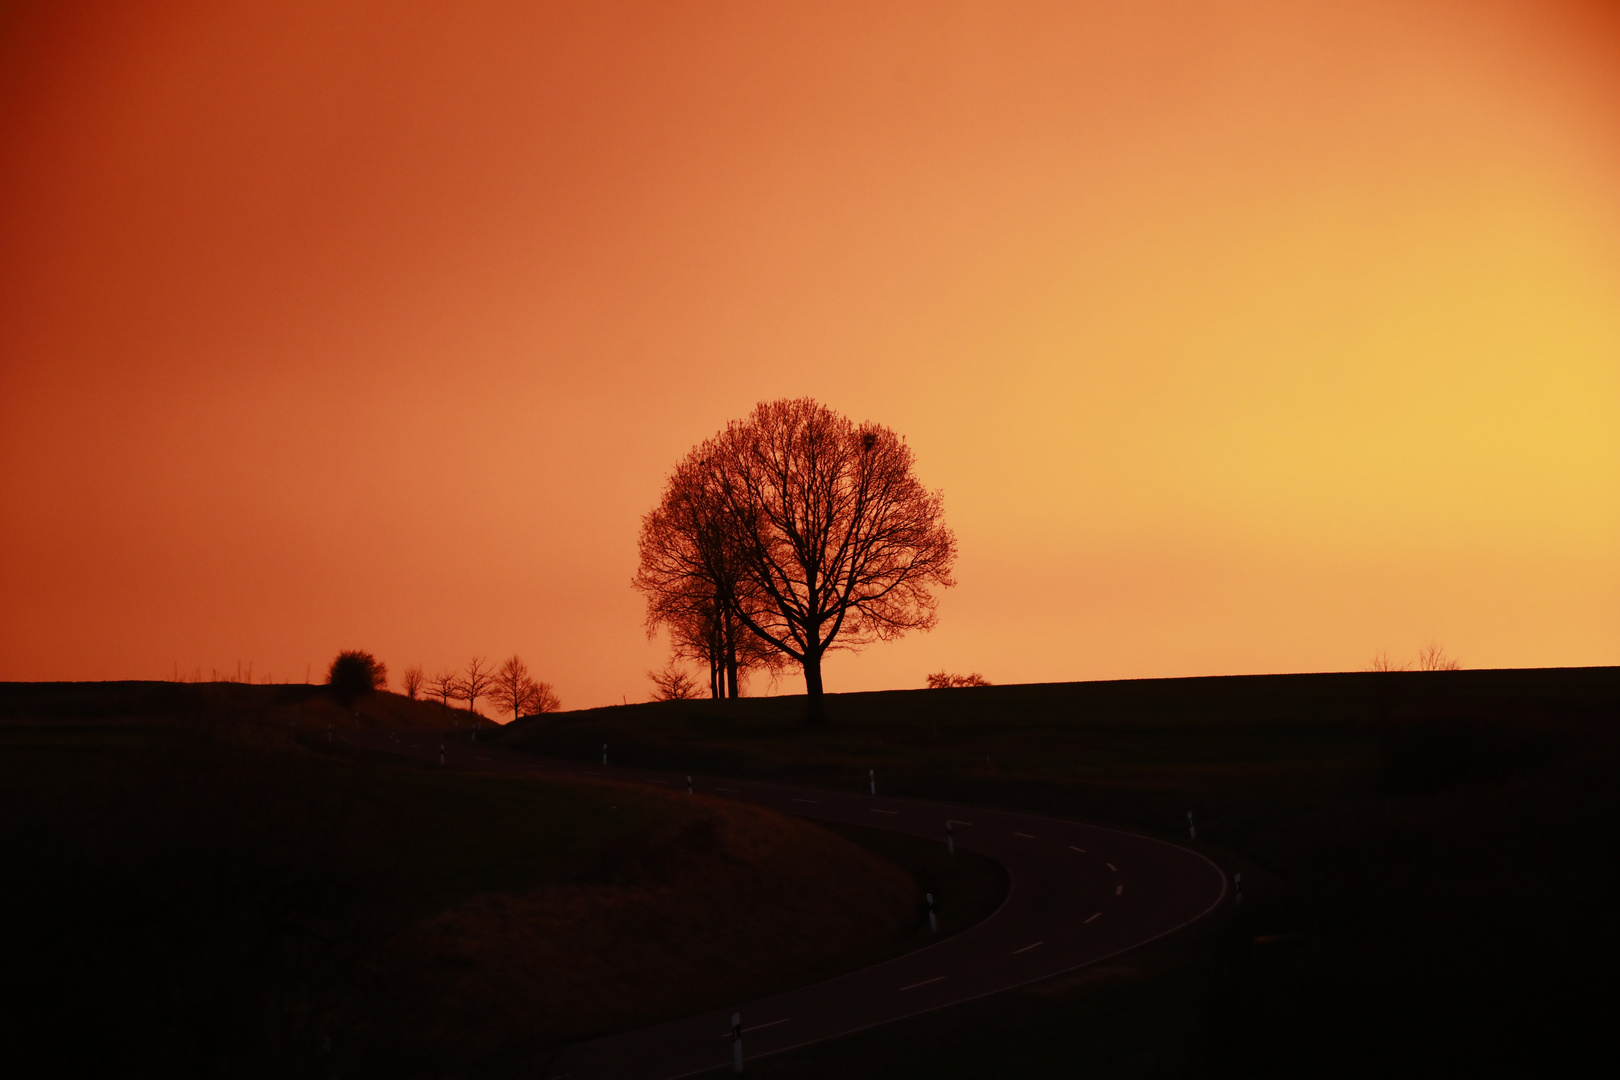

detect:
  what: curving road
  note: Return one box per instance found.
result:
[340,730,1228,1079]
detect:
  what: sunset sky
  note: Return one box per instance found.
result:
[3,1,1617,709]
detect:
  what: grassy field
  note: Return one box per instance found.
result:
[0,681,1003,1079]
[500,666,1620,1077]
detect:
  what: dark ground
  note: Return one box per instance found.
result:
[500,667,1620,1077]
[0,681,994,1078]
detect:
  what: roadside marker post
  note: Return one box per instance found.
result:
[731,1012,744,1074]
[869,769,876,795]
[1234,872,1242,904]
[946,821,954,855]
[687,775,693,795]
[603,743,608,766]
[927,892,937,933]
[439,742,445,767]
[1187,811,1196,840]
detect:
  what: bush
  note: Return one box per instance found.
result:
[328,650,387,703]
[925,671,991,689]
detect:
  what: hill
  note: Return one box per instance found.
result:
[498,666,1620,1077]
[0,680,934,1078]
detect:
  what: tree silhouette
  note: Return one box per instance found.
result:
[489,655,561,721]
[453,657,495,717]
[639,398,955,724]
[429,670,458,710]
[327,650,386,704]
[648,663,703,701]
[401,664,425,700]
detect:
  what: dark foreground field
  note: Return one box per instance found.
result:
[500,667,1620,1077]
[0,682,999,1078]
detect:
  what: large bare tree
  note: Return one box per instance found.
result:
[639,398,956,724]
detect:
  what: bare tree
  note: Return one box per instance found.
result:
[429,670,458,710]
[1416,641,1461,671]
[401,664,426,700]
[1367,651,1409,672]
[454,657,495,717]
[528,680,561,715]
[648,664,703,701]
[491,655,530,722]
[642,399,956,724]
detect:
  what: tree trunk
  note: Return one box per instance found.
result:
[802,649,825,725]
[724,616,740,699]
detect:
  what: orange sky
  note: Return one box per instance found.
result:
[3,0,1617,708]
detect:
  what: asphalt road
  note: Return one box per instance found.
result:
[341,730,1228,1079]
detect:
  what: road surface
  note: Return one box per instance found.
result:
[340,729,1227,1078]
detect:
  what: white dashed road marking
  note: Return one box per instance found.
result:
[1069,846,1086,853]
[1014,832,1035,839]
[1105,862,1117,871]
[1085,912,1101,924]
[1116,885,1123,895]
[899,977,945,992]
[1013,941,1044,955]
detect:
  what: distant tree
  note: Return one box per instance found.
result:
[429,670,458,710]
[648,664,703,701]
[528,680,561,716]
[1367,651,1409,672]
[401,664,426,700]
[454,657,495,716]
[925,671,991,688]
[490,655,559,722]
[327,650,387,704]
[705,399,957,724]
[1416,642,1461,671]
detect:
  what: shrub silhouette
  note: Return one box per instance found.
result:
[327,650,387,704]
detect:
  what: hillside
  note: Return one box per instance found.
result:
[0,681,927,1078]
[499,666,1620,1076]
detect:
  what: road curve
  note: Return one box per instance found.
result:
[340,730,1227,1079]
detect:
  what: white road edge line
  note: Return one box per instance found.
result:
[1106,862,1117,871]
[1116,885,1123,895]
[1014,832,1035,838]
[898,977,945,992]
[1012,941,1044,955]
[1069,846,1086,853]
[1085,912,1101,923]
[870,809,899,815]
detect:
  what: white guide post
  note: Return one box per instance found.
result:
[946,820,954,855]
[869,769,876,796]
[927,892,937,933]
[1187,811,1196,840]
[731,1012,743,1073]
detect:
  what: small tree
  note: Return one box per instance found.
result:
[528,680,561,716]
[1416,642,1460,671]
[328,650,386,704]
[401,664,426,700]
[491,655,560,722]
[429,670,458,710]
[1367,651,1409,672]
[648,664,703,701]
[454,657,495,717]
